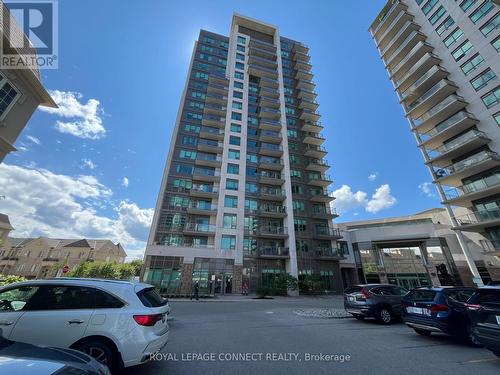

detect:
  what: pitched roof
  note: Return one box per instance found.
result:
[63,239,92,248]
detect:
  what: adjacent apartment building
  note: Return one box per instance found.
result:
[0,237,127,279]
[143,14,343,295]
[370,0,500,281]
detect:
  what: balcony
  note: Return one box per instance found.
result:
[187,201,217,216]
[384,29,426,70]
[311,207,339,219]
[302,121,323,133]
[259,76,279,89]
[206,82,228,95]
[298,97,319,112]
[189,184,219,199]
[433,151,500,186]
[315,227,342,239]
[424,130,491,167]
[295,68,313,81]
[259,107,281,120]
[306,158,330,172]
[381,19,420,59]
[314,247,344,260]
[300,108,321,122]
[183,223,216,235]
[395,53,441,92]
[308,174,333,187]
[256,246,290,258]
[292,43,309,54]
[204,103,226,116]
[197,138,223,153]
[400,65,448,104]
[372,1,410,43]
[293,50,310,63]
[389,41,433,82]
[258,157,284,171]
[418,111,479,149]
[296,77,315,91]
[209,71,228,84]
[442,174,500,207]
[295,59,312,71]
[248,54,278,70]
[205,92,227,105]
[309,189,335,203]
[249,38,276,53]
[304,144,327,158]
[258,205,287,218]
[195,152,222,168]
[377,9,414,50]
[249,45,277,61]
[260,95,280,108]
[454,208,500,232]
[297,87,317,101]
[202,114,225,128]
[405,80,458,119]
[259,188,286,201]
[193,167,221,182]
[260,86,280,98]
[248,63,279,80]
[259,170,285,185]
[303,132,325,146]
[200,126,224,141]
[259,143,283,157]
[256,226,288,238]
[412,95,468,134]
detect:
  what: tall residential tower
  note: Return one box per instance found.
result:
[370,0,500,282]
[143,15,345,295]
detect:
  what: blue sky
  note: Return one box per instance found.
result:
[0,0,442,259]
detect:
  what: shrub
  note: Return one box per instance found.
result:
[0,274,26,286]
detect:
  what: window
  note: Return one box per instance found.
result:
[452,40,474,61]
[226,179,239,190]
[436,16,454,35]
[175,164,194,175]
[230,123,241,133]
[493,36,500,51]
[182,135,197,145]
[235,62,244,70]
[234,81,244,89]
[188,101,204,109]
[247,153,258,163]
[293,200,305,211]
[30,286,95,310]
[461,53,484,75]
[471,69,497,91]
[237,36,246,44]
[227,163,239,174]
[225,195,238,208]
[291,185,303,194]
[245,182,258,193]
[288,142,298,150]
[289,155,299,163]
[0,285,39,311]
[231,112,242,121]
[236,53,245,61]
[184,124,200,133]
[198,53,212,62]
[191,91,205,99]
[481,13,500,36]
[173,179,192,189]
[285,107,295,115]
[223,214,237,229]
[294,218,307,232]
[494,112,500,125]
[186,112,203,121]
[443,28,464,48]
[287,129,297,138]
[460,0,477,12]
[232,101,242,110]
[96,290,124,308]
[246,166,258,177]
[470,1,494,24]
[201,44,214,52]
[229,135,241,146]
[245,199,258,211]
[234,72,244,80]
[194,71,209,80]
[422,0,438,15]
[228,149,240,160]
[179,149,196,159]
[218,58,227,66]
[237,45,245,52]
[482,86,500,108]
[429,6,446,25]
[221,235,236,250]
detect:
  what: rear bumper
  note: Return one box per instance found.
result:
[473,325,500,354]
[122,329,170,368]
[344,304,376,317]
[403,316,449,334]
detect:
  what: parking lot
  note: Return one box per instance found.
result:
[123,296,499,375]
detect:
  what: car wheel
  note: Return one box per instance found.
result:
[76,340,117,373]
[353,315,365,321]
[465,326,483,348]
[377,307,393,325]
[414,328,431,336]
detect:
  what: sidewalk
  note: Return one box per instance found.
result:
[168,294,343,302]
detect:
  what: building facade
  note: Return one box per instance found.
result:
[339,208,500,289]
[370,0,500,280]
[143,14,343,296]
[0,237,127,279]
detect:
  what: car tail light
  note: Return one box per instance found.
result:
[465,303,482,311]
[360,288,371,300]
[430,304,449,313]
[133,314,163,326]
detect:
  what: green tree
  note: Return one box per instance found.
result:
[0,274,26,286]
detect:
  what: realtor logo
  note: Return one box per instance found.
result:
[0,0,58,70]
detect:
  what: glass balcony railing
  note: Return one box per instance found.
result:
[390,41,430,77]
[204,103,226,112]
[196,153,222,162]
[401,66,442,100]
[304,132,325,140]
[260,188,286,197]
[305,145,327,153]
[373,0,401,35]
[258,226,288,235]
[260,130,281,138]
[259,157,283,165]
[385,30,420,66]
[433,151,500,179]
[426,130,489,160]
[259,171,282,180]
[381,19,414,56]
[315,247,343,258]
[308,159,330,168]
[188,201,217,211]
[309,174,332,182]
[406,80,451,112]
[184,223,216,232]
[258,247,289,256]
[191,184,218,194]
[258,205,286,214]
[197,139,223,148]
[259,118,281,127]
[200,126,223,136]
[260,143,283,152]
[312,207,338,216]
[206,93,227,101]
[395,53,439,87]
[455,208,500,226]
[315,227,342,237]
[414,95,464,126]
[420,111,472,140]
[203,114,225,123]
[193,168,220,177]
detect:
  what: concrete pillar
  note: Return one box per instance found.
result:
[180,263,194,295]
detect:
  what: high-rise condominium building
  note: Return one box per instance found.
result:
[370,0,500,281]
[143,14,346,296]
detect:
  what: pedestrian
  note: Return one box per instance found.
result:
[242,280,249,296]
[192,281,199,301]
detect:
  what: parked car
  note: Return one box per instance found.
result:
[467,286,500,357]
[344,284,409,324]
[0,335,110,375]
[0,278,170,373]
[401,287,479,345]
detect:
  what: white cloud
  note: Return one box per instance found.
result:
[0,164,153,259]
[81,158,96,170]
[39,90,106,140]
[26,135,40,145]
[368,173,378,182]
[419,182,436,198]
[121,177,129,188]
[332,184,397,214]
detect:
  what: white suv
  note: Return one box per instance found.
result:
[0,278,170,373]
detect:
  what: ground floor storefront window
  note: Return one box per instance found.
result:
[143,256,183,294]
